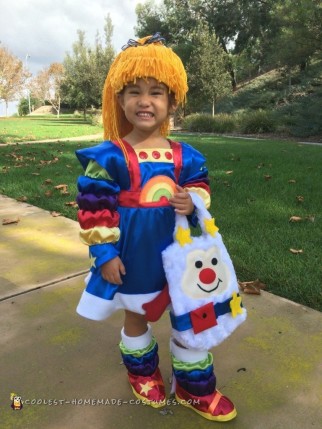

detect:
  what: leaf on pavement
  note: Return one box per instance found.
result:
[51,211,62,217]
[2,217,20,225]
[238,279,267,295]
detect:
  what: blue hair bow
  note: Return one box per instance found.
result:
[121,32,165,51]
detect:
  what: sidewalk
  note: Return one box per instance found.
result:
[0,194,321,429]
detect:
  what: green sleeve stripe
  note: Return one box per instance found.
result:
[85,160,113,180]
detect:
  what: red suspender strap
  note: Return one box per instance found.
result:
[170,140,182,184]
[112,139,141,190]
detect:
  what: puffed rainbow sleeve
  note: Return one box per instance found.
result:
[76,159,121,269]
[180,143,211,208]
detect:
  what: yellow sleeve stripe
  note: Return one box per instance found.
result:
[185,187,211,209]
[80,226,120,245]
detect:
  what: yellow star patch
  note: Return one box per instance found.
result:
[89,254,96,268]
[175,226,192,246]
[229,292,243,318]
[204,218,219,237]
[139,381,154,396]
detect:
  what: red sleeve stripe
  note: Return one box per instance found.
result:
[77,209,120,229]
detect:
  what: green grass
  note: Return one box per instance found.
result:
[0,134,321,311]
[0,116,103,144]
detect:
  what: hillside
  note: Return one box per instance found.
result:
[217,57,322,139]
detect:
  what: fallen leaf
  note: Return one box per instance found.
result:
[289,216,303,222]
[289,248,303,254]
[296,195,304,203]
[238,279,267,295]
[44,179,53,184]
[305,215,315,222]
[264,175,272,181]
[288,179,296,184]
[54,184,68,190]
[225,170,233,175]
[17,196,28,202]
[2,217,20,225]
[51,211,62,217]
[44,190,53,197]
[65,201,78,207]
[31,172,40,176]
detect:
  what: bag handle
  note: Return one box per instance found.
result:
[173,193,219,246]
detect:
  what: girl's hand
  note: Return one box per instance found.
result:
[169,185,194,215]
[101,256,126,285]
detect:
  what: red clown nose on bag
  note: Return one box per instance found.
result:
[162,193,247,350]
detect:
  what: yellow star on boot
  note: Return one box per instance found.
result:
[139,381,154,396]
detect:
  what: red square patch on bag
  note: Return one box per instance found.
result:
[190,303,217,334]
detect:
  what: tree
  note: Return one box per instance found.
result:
[188,25,232,115]
[0,46,29,116]
[62,15,115,117]
[268,0,322,71]
[30,63,64,117]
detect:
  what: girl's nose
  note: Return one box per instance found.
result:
[138,95,150,106]
[199,268,216,284]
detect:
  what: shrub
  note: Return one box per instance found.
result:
[182,113,214,132]
[212,113,236,133]
[238,110,277,134]
[182,113,236,133]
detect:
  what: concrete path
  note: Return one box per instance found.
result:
[0,194,321,429]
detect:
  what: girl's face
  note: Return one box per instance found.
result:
[118,78,176,136]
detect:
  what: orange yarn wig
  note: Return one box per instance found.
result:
[102,34,188,144]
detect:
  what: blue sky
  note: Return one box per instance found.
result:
[0,0,162,115]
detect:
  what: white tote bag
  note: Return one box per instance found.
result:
[162,193,246,350]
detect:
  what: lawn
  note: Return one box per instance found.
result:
[0,134,321,311]
[0,116,103,144]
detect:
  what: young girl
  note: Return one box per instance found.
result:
[75,34,236,422]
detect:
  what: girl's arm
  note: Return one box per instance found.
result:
[77,160,124,282]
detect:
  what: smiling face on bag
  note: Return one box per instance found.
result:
[181,247,231,299]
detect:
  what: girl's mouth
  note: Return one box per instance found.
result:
[137,112,154,118]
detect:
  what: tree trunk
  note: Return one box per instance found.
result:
[212,98,215,117]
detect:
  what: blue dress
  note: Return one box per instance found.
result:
[76,139,210,320]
